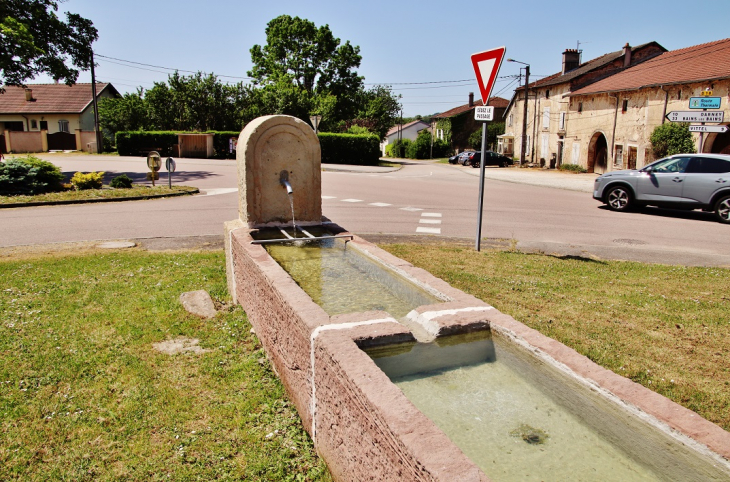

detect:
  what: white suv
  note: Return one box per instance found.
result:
[593,153,730,224]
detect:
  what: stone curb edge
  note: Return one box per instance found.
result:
[0,188,200,209]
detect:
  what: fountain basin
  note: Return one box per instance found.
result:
[225,222,730,481]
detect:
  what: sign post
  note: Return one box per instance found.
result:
[165,157,176,188]
[146,151,162,187]
[471,46,506,252]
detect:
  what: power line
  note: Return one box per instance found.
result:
[96,54,253,80]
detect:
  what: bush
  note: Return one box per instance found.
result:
[318,133,380,165]
[406,130,433,159]
[433,138,451,158]
[210,131,240,159]
[388,139,412,159]
[110,174,133,189]
[559,163,587,173]
[650,123,696,159]
[71,171,105,190]
[0,156,64,195]
[116,131,178,156]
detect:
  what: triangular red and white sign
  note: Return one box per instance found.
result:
[471,46,506,106]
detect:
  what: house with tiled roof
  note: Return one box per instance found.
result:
[567,38,730,172]
[501,42,666,171]
[431,94,509,153]
[0,83,119,153]
[381,119,431,156]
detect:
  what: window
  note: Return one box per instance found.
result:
[30,119,38,129]
[508,113,513,127]
[545,90,550,98]
[559,112,566,130]
[541,134,549,159]
[578,102,583,113]
[543,107,550,130]
[58,120,69,133]
[621,100,628,113]
[649,157,691,173]
[614,145,624,167]
[40,121,48,130]
[686,157,730,174]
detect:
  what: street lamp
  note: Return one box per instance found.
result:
[507,58,530,166]
[309,115,322,134]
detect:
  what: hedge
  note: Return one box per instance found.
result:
[115,131,242,159]
[318,133,380,166]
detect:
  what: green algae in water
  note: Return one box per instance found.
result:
[368,334,665,482]
[262,233,441,318]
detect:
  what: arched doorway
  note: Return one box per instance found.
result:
[704,127,730,154]
[587,132,608,174]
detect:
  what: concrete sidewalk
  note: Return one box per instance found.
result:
[452,164,598,193]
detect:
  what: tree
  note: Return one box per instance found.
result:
[0,0,98,89]
[353,85,401,139]
[248,15,363,125]
[650,122,696,159]
[469,122,505,150]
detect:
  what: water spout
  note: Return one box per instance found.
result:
[280,170,293,194]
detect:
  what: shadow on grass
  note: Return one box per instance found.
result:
[62,170,222,185]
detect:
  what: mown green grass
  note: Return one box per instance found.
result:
[0,186,198,205]
[0,251,330,481]
[381,243,730,432]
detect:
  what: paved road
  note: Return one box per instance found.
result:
[1,154,729,266]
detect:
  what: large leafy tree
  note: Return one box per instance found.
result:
[650,122,697,159]
[248,15,363,124]
[0,0,98,89]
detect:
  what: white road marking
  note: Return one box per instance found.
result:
[369,202,392,207]
[422,213,442,217]
[419,219,441,224]
[321,195,336,199]
[341,199,363,203]
[416,227,441,234]
[204,188,238,196]
[400,207,423,212]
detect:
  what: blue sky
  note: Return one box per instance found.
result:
[39,0,730,117]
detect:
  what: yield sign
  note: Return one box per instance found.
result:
[471,46,506,105]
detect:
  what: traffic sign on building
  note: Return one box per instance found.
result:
[688,125,728,133]
[689,97,722,109]
[665,111,724,123]
[474,106,494,122]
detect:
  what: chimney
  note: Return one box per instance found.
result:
[25,88,33,101]
[623,43,632,68]
[468,92,474,107]
[562,49,580,74]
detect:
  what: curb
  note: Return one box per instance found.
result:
[0,188,200,209]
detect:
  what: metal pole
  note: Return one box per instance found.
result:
[520,65,530,165]
[90,50,102,154]
[475,121,488,251]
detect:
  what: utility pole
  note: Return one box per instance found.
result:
[90,50,103,154]
[507,59,530,166]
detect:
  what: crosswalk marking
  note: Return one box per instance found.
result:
[369,202,392,207]
[400,207,423,212]
[416,227,441,234]
[419,219,441,225]
[321,195,336,199]
[341,199,363,203]
[422,213,442,217]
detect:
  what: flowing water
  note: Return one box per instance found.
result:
[367,333,675,482]
[288,193,297,235]
[261,232,441,318]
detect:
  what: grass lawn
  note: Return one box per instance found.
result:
[0,186,198,206]
[0,250,331,481]
[381,243,730,432]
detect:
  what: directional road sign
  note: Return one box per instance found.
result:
[666,111,724,123]
[689,97,722,109]
[474,106,494,122]
[471,46,506,105]
[689,125,728,133]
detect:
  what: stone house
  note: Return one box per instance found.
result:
[568,38,730,173]
[381,119,431,156]
[431,94,508,153]
[0,82,119,153]
[500,42,666,170]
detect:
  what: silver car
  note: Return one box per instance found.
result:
[593,153,730,223]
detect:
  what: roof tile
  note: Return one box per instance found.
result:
[0,83,114,114]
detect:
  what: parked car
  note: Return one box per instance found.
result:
[593,153,730,223]
[448,152,472,165]
[468,151,514,168]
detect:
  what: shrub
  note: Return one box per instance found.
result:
[210,131,241,159]
[71,171,105,190]
[559,163,587,173]
[650,123,696,159]
[406,130,433,159]
[116,131,178,156]
[0,156,64,195]
[433,138,451,158]
[318,133,380,165]
[110,174,133,189]
[388,139,412,159]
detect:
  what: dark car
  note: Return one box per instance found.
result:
[593,153,730,223]
[449,152,472,165]
[468,151,514,168]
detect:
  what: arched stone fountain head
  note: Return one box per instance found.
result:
[236,115,322,227]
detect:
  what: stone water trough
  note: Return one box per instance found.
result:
[224,115,730,481]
